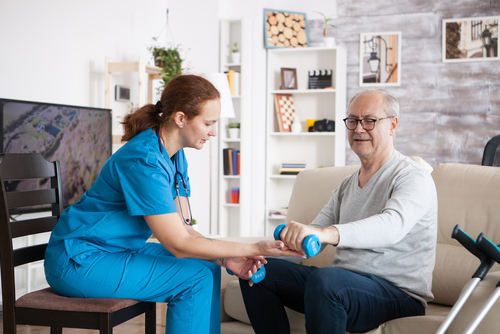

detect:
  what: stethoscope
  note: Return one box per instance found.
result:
[156,126,193,226]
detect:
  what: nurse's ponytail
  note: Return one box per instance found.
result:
[120,74,220,142]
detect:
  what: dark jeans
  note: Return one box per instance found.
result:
[239,258,425,334]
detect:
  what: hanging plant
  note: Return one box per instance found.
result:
[147,37,184,93]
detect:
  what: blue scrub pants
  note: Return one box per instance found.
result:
[239,258,424,334]
[45,243,221,334]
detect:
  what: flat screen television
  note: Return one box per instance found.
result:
[0,98,112,213]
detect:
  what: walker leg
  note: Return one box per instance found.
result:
[462,286,500,334]
[435,278,481,334]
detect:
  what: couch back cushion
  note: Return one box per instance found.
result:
[431,163,500,306]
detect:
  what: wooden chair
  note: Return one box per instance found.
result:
[0,153,156,334]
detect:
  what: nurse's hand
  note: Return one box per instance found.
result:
[256,240,306,258]
[225,257,267,287]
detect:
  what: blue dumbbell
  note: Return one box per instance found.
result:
[274,224,321,258]
[226,265,266,284]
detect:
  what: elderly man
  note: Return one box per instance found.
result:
[239,89,438,334]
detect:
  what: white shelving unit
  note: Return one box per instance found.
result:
[218,19,252,237]
[104,56,162,147]
[265,47,347,236]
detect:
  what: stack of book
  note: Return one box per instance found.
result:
[223,148,240,176]
[269,208,288,218]
[279,161,306,175]
[225,70,241,96]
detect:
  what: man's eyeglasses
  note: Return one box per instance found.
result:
[343,116,394,131]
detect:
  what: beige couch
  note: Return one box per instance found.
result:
[220,161,500,334]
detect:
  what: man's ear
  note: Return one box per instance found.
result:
[390,116,398,136]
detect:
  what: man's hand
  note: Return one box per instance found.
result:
[279,221,340,251]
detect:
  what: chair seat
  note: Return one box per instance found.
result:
[15,287,142,313]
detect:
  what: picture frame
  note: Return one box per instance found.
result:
[274,93,295,132]
[442,16,499,63]
[280,68,298,89]
[359,31,402,87]
[264,9,309,48]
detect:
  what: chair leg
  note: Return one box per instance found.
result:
[100,313,112,334]
[145,302,157,334]
[50,327,63,334]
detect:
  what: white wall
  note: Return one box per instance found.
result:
[0,0,339,239]
[0,0,220,234]
[219,0,337,236]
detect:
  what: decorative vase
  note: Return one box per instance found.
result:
[324,37,336,47]
[228,128,240,139]
[291,115,302,133]
[231,52,241,64]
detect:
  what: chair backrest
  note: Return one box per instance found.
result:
[482,134,500,167]
[0,153,63,321]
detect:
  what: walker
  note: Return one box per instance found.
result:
[435,224,495,334]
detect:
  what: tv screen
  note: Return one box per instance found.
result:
[0,99,112,212]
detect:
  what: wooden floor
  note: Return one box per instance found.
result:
[0,304,165,334]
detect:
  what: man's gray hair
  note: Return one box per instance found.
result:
[348,89,399,117]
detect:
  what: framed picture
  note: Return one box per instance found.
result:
[359,31,402,87]
[264,9,309,48]
[274,93,295,132]
[442,16,499,63]
[280,68,297,89]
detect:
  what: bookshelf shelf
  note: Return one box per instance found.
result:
[269,175,297,179]
[269,132,336,137]
[218,19,252,237]
[269,89,337,94]
[265,47,347,236]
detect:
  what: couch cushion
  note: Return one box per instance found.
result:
[431,164,500,305]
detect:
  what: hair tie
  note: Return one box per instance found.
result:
[155,101,162,114]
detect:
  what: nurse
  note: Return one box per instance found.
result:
[44,74,304,334]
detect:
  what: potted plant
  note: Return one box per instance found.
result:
[231,42,240,64]
[315,12,337,47]
[228,122,240,139]
[147,37,184,94]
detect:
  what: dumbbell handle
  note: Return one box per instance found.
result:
[226,265,266,284]
[274,224,321,258]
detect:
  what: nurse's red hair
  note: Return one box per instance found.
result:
[121,74,220,142]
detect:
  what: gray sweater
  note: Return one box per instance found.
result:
[310,151,437,307]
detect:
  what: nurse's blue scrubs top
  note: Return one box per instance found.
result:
[45,129,190,275]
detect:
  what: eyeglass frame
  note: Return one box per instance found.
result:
[342,116,394,131]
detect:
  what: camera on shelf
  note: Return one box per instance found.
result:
[312,119,335,132]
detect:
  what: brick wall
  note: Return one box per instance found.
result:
[308,0,500,166]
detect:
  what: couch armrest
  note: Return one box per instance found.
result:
[447,271,500,333]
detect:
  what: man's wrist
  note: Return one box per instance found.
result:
[319,225,339,246]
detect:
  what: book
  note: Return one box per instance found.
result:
[228,70,235,96]
[228,149,234,175]
[223,149,230,175]
[232,150,239,175]
[233,72,240,96]
[237,152,240,175]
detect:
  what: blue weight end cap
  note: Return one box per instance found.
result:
[304,235,321,258]
[250,265,266,283]
[274,224,286,240]
[226,266,266,284]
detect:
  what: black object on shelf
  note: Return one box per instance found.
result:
[308,70,333,89]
